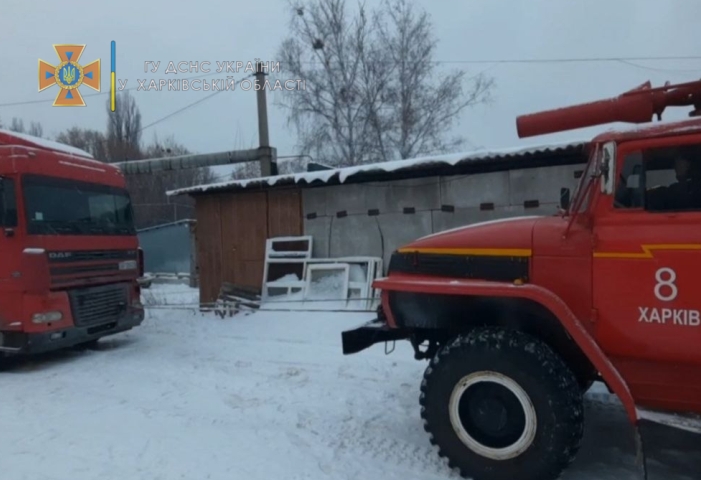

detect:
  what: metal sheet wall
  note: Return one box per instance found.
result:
[137,220,195,275]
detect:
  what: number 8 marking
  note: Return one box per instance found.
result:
[654,267,678,302]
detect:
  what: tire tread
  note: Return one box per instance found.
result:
[419,327,584,480]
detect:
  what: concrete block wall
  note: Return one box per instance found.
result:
[302,163,585,270]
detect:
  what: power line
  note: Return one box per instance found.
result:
[123,75,251,151]
[615,59,701,74]
[301,55,701,65]
[140,85,231,132]
[48,75,250,157]
[440,55,701,64]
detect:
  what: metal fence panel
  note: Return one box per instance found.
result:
[137,219,195,275]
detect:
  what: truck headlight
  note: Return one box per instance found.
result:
[32,311,63,324]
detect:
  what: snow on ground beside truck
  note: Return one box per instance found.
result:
[0,283,698,480]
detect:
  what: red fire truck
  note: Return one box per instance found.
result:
[342,80,701,480]
[0,130,144,355]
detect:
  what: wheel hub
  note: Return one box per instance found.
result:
[449,371,537,460]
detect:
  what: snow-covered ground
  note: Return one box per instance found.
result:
[1,283,698,480]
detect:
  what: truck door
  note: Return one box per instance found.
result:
[0,176,22,325]
[0,175,19,256]
[592,136,701,413]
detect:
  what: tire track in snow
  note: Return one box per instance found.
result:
[321,386,452,479]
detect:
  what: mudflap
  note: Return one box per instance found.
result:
[634,426,648,480]
[341,318,409,355]
[635,412,701,480]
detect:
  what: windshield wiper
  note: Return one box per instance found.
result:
[42,220,84,234]
[74,217,108,235]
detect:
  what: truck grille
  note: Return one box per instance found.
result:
[48,250,137,263]
[46,249,138,287]
[388,251,530,282]
[68,283,129,327]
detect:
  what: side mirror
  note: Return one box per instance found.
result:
[560,187,571,210]
[600,142,616,194]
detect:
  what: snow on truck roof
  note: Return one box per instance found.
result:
[168,139,588,196]
[0,129,95,159]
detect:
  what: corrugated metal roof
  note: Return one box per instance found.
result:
[168,139,587,196]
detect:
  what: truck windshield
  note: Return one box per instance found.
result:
[22,174,136,236]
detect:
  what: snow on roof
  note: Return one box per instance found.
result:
[592,116,701,143]
[0,128,95,159]
[167,139,587,196]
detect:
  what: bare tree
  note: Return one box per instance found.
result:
[230,161,261,180]
[55,127,109,161]
[276,0,493,166]
[3,117,44,137]
[106,91,142,162]
[229,127,262,179]
[229,157,313,180]
[53,96,214,228]
[126,134,216,228]
[28,121,44,138]
[277,0,377,166]
[9,118,25,133]
[374,0,493,159]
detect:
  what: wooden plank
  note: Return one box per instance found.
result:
[241,259,265,290]
[267,189,302,238]
[219,195,240,286]
[207,189,301,295]
[220,282,261,300]
[219,192,268,289]
[235,192,268,262]
[195,196,222,304]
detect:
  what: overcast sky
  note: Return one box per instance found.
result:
[2,0,700,169]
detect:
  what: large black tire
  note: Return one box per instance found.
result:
[420,327,584,480]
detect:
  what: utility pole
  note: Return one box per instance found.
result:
[255,62,276,176]
[112,65,277,177]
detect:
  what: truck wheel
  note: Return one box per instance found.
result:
[420,327,584,480]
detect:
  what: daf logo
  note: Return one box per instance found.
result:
[48,252,72,259]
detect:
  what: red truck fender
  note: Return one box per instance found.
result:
[374,276,639,424]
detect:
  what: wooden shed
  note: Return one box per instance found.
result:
[192,189,303,304]
[170,140,588,305]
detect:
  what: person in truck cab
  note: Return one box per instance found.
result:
[666,154,701,210]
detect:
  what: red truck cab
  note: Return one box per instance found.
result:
[0,130,144,355]
[341,80,701,480]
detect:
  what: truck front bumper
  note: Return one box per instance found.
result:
[1,308,145,355]
[341,318,409,355]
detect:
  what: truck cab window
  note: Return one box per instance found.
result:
[0,177,18,227]
[614,152,644,208]
[613,143,701,213]
[22,174,136,235]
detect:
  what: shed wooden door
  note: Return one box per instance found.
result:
[268,189,302,237]
[195,196,223,304]
[196,188,303,303]
[220,192,268,289]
